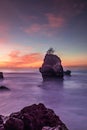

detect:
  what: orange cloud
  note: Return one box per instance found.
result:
[9,50,21,60]
[0,50,87,69]
[1,50,43,68]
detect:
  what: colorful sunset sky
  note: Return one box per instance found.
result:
[0,0,87,68]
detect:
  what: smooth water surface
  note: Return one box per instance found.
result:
[0,67,87,130]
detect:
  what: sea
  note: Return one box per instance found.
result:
[0,66,87,130]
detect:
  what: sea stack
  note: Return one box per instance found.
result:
[0,103,69,130]
[39,48,64,79]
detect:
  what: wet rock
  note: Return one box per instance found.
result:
[42,125,67,130]
[4,117,24,130]
[10,112,21,119]
[0,86,10,91]
[0,116,5,130]
[0,72,4,79]
[0,126,5,130]
[1,103,69,130]
[0,115,3,124]
[20,103,68,130]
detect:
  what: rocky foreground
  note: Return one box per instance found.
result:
[0,103,69,130]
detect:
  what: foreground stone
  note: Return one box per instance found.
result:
[0,103,69,130]
[42,126,67,130]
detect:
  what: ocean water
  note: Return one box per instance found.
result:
[0,67,87,130]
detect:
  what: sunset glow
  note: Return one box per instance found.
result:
[0,0,87,69]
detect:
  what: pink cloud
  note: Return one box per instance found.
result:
[9,50,21,60]
[21,53,42,62]
[23,14,65,35]
[24,24,42,34]
[46,13,65,28]
[7,50,43,68]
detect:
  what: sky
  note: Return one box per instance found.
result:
[0,0,87,69]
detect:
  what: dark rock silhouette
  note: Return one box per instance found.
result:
[0,72,4,79]
[64,70,71,76]
[39,48,64,79]
[0,86,10,91]
[0,103,69,130]
[0,115,3,124]
[4,117,24,130]
[0,115,4,130]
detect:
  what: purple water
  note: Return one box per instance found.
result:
[0,67,87,130]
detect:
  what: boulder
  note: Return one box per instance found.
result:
[1,103,69,130]
[0,115,5,130]
[0,115,3,124]
[4,117,24,130]
[0,86,10,91]
[0,72,4,79]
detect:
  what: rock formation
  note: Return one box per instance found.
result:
[64,70,71,76]
[0,72,4,79]
[0,86,10,91]
[0,103,69,130]
[39,48,64,78]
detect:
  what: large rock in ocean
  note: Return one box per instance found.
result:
[0,103,69,130]
[39,48,64,79]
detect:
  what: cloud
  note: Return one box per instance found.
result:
[4,50,43,68]
[46,13,65,28]
[24,24,42,34]
[23,13,65,36]
[9,50,21,60]
[20,0,87,36]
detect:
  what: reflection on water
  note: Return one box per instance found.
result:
[39,78,64,89]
